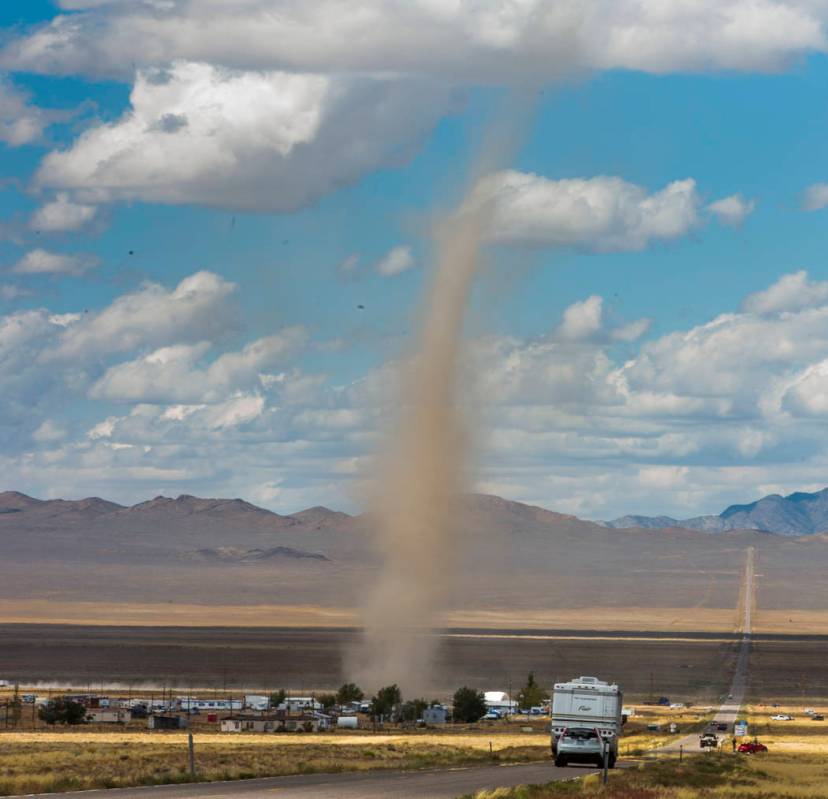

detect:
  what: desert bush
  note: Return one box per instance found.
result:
[37,698,87,726]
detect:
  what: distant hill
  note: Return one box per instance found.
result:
[603,487,828,536]
[1,487,825,619]
[187,546,328,563]
[288,506,352,529]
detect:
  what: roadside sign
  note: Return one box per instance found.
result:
[735,721,748,736]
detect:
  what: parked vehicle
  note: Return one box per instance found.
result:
[738,741,768,754]
[812,714,825,721]
[717,722,728,731]
[481,710,501,720]
[771,714,794,721]
[551,676,622,768]
[699,732,718,748]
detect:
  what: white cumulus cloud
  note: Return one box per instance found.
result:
[707,194,756,226]
[470,171,704,251]
[11,248,98,276]
[0,76,51,146]
[91,327,308,403]
[556,295,604,341]
[376,245,415,277]
[54,270,237,359]
[802,182,828,211]
[35,61,453,213]
[30,193,98,232]
[742,270,828,314]
[4,1,825,80]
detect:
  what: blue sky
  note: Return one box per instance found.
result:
[4,1,828,518]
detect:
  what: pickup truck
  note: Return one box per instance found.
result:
[699,732,718,748]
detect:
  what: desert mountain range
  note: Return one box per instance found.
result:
[2,488,828,619]
[604,487,828,536]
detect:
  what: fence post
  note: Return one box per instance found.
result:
[188,732,196,777]
[602,740,609,785]
[680,744,683,762]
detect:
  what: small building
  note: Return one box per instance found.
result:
[221,712,328,733]
[148,714,188,730]
[244,694,269,711]
[280,697,321,713]
[484,691,518,715]
[221,717,273,733]
[88,709,128,724]
[313,712,332,731]
[177,697,243,712]
[423,705,448,726]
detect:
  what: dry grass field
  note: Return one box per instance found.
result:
[0,704,714,794]
[0,601,747,632]
[467,753,828,798]
[9,601,828,636]
[0,737,545,795]
[741,703,828,754]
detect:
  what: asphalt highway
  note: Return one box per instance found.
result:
[662,546,754,754]
[20,761,595,799]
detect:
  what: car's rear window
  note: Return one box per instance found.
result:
[564,728,598,740]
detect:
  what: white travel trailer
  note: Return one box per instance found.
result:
[244,695,269,711]
[551,676,623,768]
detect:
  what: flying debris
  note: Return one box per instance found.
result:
[357,304,365,310]
[128,250,134,255]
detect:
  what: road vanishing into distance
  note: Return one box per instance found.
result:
[663,546,755,753]
[22,762,594,799]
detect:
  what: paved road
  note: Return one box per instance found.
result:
[20,762,596,799]
[662,546,754,754]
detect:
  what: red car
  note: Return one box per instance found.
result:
[737,742,768,754]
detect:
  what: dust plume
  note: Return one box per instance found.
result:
[350,100,530,695]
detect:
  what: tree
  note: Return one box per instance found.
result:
[8,697,22,727]
[269,689,286,708]
[317,693,338,710]
[399,698,428,722]
[336,683,364,705]
[370,684,401,718]
[452,686,487,723]
[38,697,87,725]
[518,672,549,711]
[7,683,21,728]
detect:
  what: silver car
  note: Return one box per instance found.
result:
[554,727,611,768]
